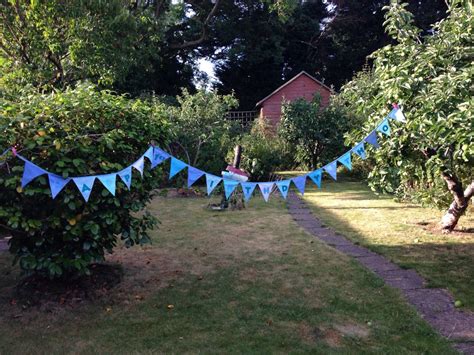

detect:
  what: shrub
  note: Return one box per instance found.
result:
[0,83,171,278]
[278,95,353,170]
[234,119,287,181]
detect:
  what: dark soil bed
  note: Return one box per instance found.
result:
[13,263,123,309]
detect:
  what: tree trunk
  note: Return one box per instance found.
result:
[441,173,474,232]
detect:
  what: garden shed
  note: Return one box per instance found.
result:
[255,71,333,127]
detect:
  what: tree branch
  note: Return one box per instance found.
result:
[170,0,221,49]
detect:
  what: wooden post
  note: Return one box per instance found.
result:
[233,145,242,168]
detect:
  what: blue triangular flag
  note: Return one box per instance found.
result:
[241,182,257,201]
[152,147,170,168]
[223,179,239,199]
[338,152,352,170]
[48,174,70,199]
[118,166,132,189]
[308,169,322,188]
[169,158,187,179]
[276,180,291,199]
[73,176,96,202]
[98,174,117,196]
[206,174,222,195]
[187,166,204,188]
[143,146,154,163]
[365,131,380,148]
[377,118,391,136]
[292,175,306,195]
[21,161,47,188]
[388,108,406,122]
[352,142,367,160]
[258,182,274,202]
[132,157,145,176]
[324,161,338,181]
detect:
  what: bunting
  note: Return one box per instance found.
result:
[4,106,406,204]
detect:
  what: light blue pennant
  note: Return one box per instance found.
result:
[258,182,274,202]
[73,176,96,202]
[324,161,338,181]
[205,174,222,195]
[187,166,205,187]
[352,142,367,160]
[152,147,170,168]
[388,108,406,122]
[118,166,132,189]
[308,169,322,188]
[223,179,239,199]
[48,174,70,199]
[21,160,47,188]
[365,131,380,148]
[377,118,391,136]
[132,157,145,176]
[143,146,154,163]
[338,152,352,170]
[169,158,187,179]
[98,174,117,196]
[241,182,257,201]
[275,180,291,199]
[292,175,307,195]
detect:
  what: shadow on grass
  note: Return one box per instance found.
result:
[302,180,474,310]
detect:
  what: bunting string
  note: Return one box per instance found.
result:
[1,106,406,202]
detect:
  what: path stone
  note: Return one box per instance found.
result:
[286,192,474,353]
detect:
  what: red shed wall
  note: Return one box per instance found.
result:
[259,75,331,127]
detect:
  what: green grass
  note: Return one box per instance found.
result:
[302,177,474,310]
[0,194,456,353]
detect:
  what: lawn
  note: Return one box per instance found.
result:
[302,177,474,310]
[0,192,455,353]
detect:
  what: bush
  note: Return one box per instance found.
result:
[278,95,353,170]
[233,119,287,181]
[0,83,171,278]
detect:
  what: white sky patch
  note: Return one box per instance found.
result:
[196,57,219,90]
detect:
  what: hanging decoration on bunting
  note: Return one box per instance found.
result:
[365,131,380,148]
[241,182,257,201]
[223,179,239,199]
[73,176,96,202]
[352,142,367,160]
[118,166,132,189]
[169,158,187,179]
[276,180,291,199]
[292,175,307,195]
[206,174,222,195]
[308,169,322,188]
[48,174,70,199]
[338,152,352,171]
[98,174,117,196]
[324,161,338,181]
[187,167,205,188]
[377,118,391,136]
[258,182,274,202]
[3,106,406,204]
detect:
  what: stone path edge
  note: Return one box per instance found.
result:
[287,192,474,354]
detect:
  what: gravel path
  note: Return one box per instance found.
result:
[287,192,474,354]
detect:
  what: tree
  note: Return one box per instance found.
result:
[209,0,327,110]
[167,89,239,173]
[278,96,351,169]
[0,84,171,278]
[342,1,473,231]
